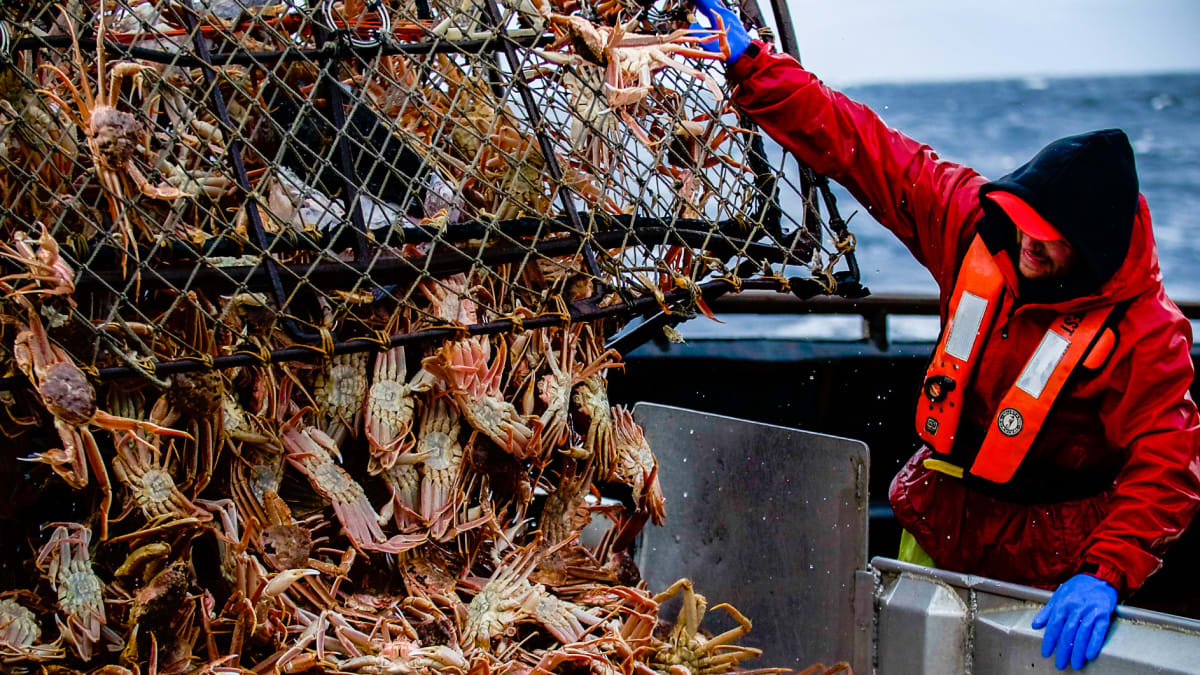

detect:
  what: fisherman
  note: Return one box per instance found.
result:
[689,0,1200,669]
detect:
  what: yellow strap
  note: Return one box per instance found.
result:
[923,458,965,479]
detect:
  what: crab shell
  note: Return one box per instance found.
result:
[91,106,142,168]
[168,370,224,418]
[40,361,97,425]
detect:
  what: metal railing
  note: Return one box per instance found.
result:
[710,291,1200,350]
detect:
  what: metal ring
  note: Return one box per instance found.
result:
[322,0,390,49]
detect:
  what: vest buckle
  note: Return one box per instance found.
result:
[923,375,957,402]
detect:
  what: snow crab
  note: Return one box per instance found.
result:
[417,395,464,537]
[612,406,665,525]
[366,344,436,473]
[14,309,191,539]
[111,396,209,523]
[420,273,480,326]
[0,225,76,302]
[462,541,601,650]
[38,6,183,261]
[281,419,425,554]
[0,595,61,662]
[537,326,621,453]
[423,338,537,460]
[34,524,106,661]
[536,11,729,147]
[381,448,430,532]
[313,352,370,445]
[650,579,771,675]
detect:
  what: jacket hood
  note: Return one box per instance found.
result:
[977,129,1152,306]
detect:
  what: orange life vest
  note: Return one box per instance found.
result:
[915,236,1117,484]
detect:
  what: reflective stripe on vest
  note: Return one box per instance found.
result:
[915,235,1114,484]
[915,237,1004,455]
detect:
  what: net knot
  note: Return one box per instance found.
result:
[446,324,472,343]
[234,340,272,366]
[717,273,743,294]
[318,328,336,359]
[371,330,394,351]
[346,330,393,355]
[175,354,215,371]
[835,231,857,254]
[545,296,571,326]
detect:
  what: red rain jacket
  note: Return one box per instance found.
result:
[728,44,1200,595]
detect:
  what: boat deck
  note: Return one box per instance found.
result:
[609,292,1200,619]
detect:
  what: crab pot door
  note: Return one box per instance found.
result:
[633,403,870,672]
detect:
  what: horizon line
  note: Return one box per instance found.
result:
[825,66,1200,89]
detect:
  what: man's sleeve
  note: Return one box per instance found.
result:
[728,43,987,292]
[1086,298,1200,595]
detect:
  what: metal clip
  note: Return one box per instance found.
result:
[322,0,390,49]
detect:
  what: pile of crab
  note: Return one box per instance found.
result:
[0,240,846,674]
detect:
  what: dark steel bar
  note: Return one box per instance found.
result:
[743,116,782,238]
[181,10,323,343]
[710,290,941,315]
[765,0,801,63]
[59,214,767,271]
[73,226,799,296]
[12,33,556,65]
[660,289,1200,321]
[0,278,786,389]
[813,175,861,289]
[314,25,373,262]
[5,286,1199,388]
[478,0,602,279]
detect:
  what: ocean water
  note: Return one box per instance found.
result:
[683,72,1200,340]
[828,72,1200,298]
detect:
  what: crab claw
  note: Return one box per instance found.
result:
[260,568,321,603]
[712,13,732,61]
[367,532,428,554]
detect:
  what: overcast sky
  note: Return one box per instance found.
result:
[769,0,1200,86]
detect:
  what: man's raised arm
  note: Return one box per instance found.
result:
[694,0,987,290]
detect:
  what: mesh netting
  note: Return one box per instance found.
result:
[0,0,858,385]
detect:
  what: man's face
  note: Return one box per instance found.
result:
[1015,229,1079,281]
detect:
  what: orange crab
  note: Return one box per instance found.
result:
[14,309,192,539]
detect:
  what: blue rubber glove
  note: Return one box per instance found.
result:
[1032,573,1118,670]
[689,0,751,64]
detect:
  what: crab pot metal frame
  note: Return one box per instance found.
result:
[0,0,861,387]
